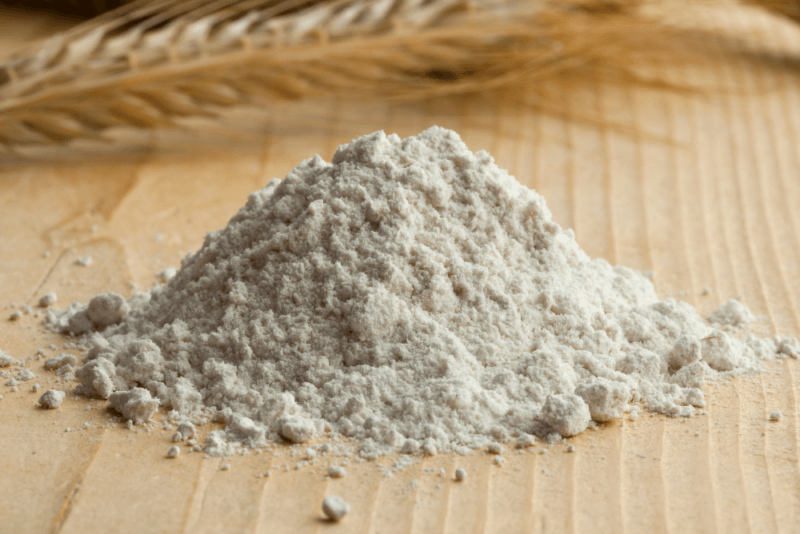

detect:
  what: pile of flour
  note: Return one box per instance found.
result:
[46,127,798,456]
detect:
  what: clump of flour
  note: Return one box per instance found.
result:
[45,127,798,456]
[709,298,756,328]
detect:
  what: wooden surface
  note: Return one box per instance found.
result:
[4,4,800,534]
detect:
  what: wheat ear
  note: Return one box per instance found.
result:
[744,0,800,22]
[0,0,692,149]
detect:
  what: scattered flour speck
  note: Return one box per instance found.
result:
[322,495,350,521]
[0,350,17,367]
[39,293,58,307]
[709,299,756,328]
[38,389,65,409]
[328,465,347,478]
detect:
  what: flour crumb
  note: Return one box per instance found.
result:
[167,446,180,459]
[108,388,159,423]
[422,438,438,456]
[44,353,78,371]
[328,465,346,478]
[38,389,66,409]
[157,268,177,283]
[709,299,756,328]
[9,311,21,321]
[176,421,196,441]
[401,439,420,454]
[220,463,231,471]
[39,293,57,307]
[322,495,350,521]
[0,350,18,367]
[566,444,575,453]
[541,394,591,437]
[76,256,93,266]
[777,338,800,359]
[16,369,36,381]
[487,443,504,455]
[575,378,631,422]
[769,411,782,422]
[454,468,467,481]
[493,456,505,466]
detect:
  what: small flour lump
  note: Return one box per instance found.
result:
[46,127,798,456]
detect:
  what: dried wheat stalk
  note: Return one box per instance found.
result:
[745,0,800,22]
[0,0,693,148]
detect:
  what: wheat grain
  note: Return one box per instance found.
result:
[0,0,697,149]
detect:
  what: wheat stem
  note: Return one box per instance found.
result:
[0,0,696,148]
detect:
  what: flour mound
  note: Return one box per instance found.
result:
[47,127,797,456]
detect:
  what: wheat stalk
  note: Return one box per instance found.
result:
[0,0,694,149]
[744,0,800,22]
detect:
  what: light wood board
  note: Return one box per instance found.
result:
[3,4,800,534]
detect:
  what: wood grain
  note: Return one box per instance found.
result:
[2,4,800,534]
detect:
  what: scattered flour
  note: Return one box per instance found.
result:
[167,446,180,458]
[322,495,350,521]
[42,127,798,458]
[0,350,17,367]
[108,388,159,423]
[76,256,93,267]
[769,411,782,422]
[487,443,504,455]
[328,465,347,478]
[39,293,57,307]
[158,268,177,283]
[44,353,78,370]
[454,468,467,481]
[709,299,756,328]
[38,389,66,409]
[15,369,36,381]
[172,421,196,442]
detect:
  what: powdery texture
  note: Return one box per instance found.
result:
[44,353,78,370]
[39,292,57,307]
[38,389,66,409]
[709,299,756,328]
[46,127,798,456]
[0,350,18,367]
[322,496,350,521]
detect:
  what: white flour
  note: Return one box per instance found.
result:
[322,495,350,521]
[45,127,798,457]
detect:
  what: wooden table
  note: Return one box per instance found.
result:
[3,4,800,533]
